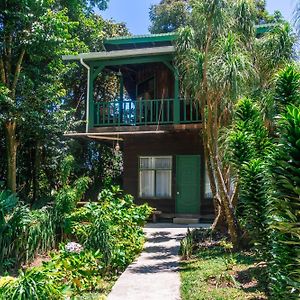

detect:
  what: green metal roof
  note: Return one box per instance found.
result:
[63,25,276,62]
[105,32,178,45]
[256,23,276,35]
[104,32,178,51]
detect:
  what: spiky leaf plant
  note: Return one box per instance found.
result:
[275,64,300,110]
[224,98,272,255]
[267,106,300,298]
[239,159,269,255]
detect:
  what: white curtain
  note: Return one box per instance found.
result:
[140,170,155,197]
[156,170,172,197]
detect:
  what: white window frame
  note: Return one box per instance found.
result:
[139,156,172,199]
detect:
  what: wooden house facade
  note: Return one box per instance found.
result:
[63,33,214,221]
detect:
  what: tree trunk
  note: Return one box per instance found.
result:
[4,120,18,193]
[204,98,241,248]
[212,155,241,248]
[32,142,42,205]
[211,200,227,232]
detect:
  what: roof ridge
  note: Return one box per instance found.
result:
[106,32,178,41]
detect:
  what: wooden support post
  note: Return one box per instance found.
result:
[162,61,180,124]
[174,68,180,124]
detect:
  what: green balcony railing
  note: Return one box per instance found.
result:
[94,98,200,127]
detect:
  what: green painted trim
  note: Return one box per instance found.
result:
[88,68,94,130]
[162,61,180,123]
[92,65,104,81]
[163,61,175,73]
[174,68,180,124]
[256,23,276,35]
[105,32,178,46]
[119,75,124,101]
[93,98,200,127]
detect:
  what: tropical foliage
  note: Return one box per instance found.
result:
[0,0,126,204]
[267,106,300,298]
[149,0,190,34]
[173,1,299,298]
[0,180,151,298]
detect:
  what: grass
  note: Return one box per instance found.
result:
[180,246,268,300]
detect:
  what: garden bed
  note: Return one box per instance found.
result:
[180,229,268,300]
[0,185,152,300]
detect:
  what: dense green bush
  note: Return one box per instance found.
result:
[0,267,64,300]
[225,98,272,254]
[239,159,270,253]
[267,106,300,299]
[53,155,90,238]
[66,186,152,271]
[44,248,106,294]
[0,190,55,271]
[0,155,90,272]
[0,185,151,298]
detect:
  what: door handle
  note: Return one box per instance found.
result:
[176,191,180,195]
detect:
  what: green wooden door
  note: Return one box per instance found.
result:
[176,155,201,214]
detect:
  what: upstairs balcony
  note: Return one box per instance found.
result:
[93,98,200,127]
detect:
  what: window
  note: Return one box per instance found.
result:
[139,156,172,198]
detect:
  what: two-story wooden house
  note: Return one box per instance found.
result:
[63,33,215,222]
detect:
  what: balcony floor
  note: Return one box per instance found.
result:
[89,123,202,134]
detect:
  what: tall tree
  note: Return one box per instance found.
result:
[176,0,295,248]
[149,0,282,35]
[149,0,190,33]
[0,0,76,192]
[0,0,113,194]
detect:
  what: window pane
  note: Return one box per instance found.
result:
[154,157,172,169]
[156,170,172,198]
[140,170,155,197]
[140,157,154,169]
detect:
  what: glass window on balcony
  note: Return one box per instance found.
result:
[139,156,172,198]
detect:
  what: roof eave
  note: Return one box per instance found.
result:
[62,46,175,62]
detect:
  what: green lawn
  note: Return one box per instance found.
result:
[180,247,268,300]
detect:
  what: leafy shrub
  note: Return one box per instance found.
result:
[0,191,56,271]
[0,155,90,272]
[53,155,90,238]
[44,248,106,294]
[65,186,152,271]
[0,267,64,300]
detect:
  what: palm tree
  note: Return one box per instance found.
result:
[176,0,295,248]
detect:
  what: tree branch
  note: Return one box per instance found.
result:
[0,57,6,84]
[11,48,25,100]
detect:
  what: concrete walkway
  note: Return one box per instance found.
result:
[107,223,209,300]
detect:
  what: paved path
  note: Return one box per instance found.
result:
[107,223,209,300]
